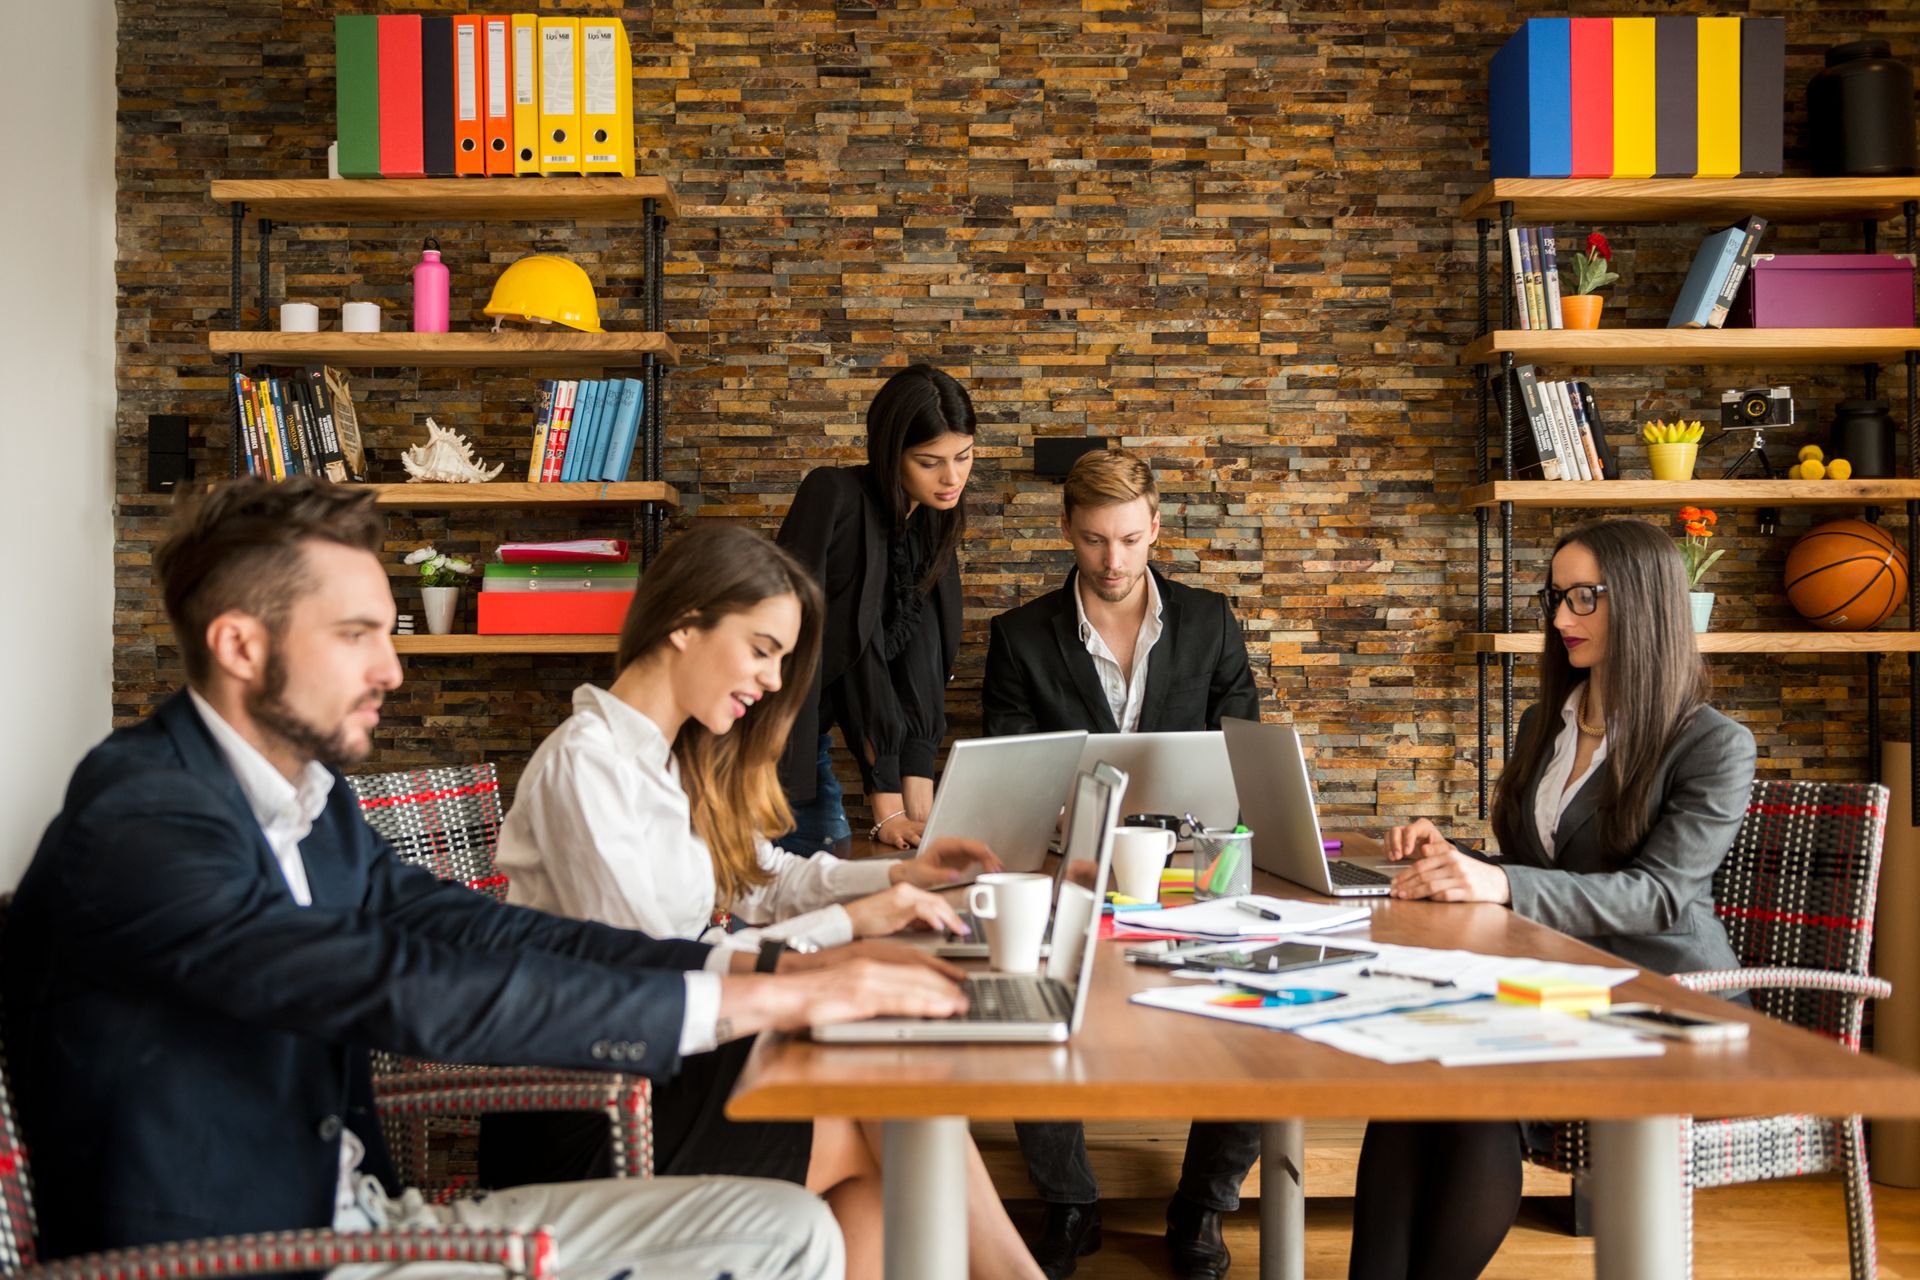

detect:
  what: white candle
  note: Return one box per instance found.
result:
[341,301,383,333]
[278,302,320,332]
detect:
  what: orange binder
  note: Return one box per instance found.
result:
[452,15,485,176]
[482,16,514,175]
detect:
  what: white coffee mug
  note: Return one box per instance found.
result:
[1110,826,1178,903]
[278,302,319,333]
[342,301,383,333]
[966,872,1053,974]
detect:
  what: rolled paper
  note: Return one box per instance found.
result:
[342,301,383,333]
[278,302,320,332]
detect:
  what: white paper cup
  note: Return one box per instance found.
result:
[341,301,383,333]
[278,302,319,333]
[1111,826,1177,902]
[966,872,1053,974]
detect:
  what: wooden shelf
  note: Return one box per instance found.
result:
[1458,178,1920,224]
[1455,480,1920,510]
[210,330,680,368]
[366,481,677,509]
[1462,631,1920,656]
[393,634,618,655]
[1462,328,1920,368]
[210,177,680,222]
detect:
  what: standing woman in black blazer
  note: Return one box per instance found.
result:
[776,364,976,853]
[1347,517,1756,1280]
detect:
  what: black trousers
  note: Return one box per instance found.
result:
[1347,1120,1526,1280]
[1015,1119,1261,1211]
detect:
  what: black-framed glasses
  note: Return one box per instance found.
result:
[1537,583,1609,617]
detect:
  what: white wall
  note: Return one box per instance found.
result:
[0,0,117,883]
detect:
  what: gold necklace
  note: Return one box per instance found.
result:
[1576,685,1606,737]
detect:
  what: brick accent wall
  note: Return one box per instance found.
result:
[112,3,1919,828]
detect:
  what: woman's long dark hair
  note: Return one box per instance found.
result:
[1492,518,1710,868]
[863,363,977,592]
[615,524,825,907]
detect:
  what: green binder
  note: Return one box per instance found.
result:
[482,561,641,580]
[335,16,381,179]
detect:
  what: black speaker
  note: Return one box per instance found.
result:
[148,414,193,492]
[1034,436,1109,480]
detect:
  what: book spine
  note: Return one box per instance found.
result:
[1559,381,1594,480]
[528,379,558,482]
[288,379,318,476]
[1574,382,1612,478]
[321,367,367,481]
[257,376,286,479]
[542,380,577,483]
[1539,227,1564,329]
[1566,382,1605,479]
[1708,215,1768,329]
[1507,227,1532,329]
[1514,365,1563,480]
[305,368,349,482]
[1523,228,1548,330]
[1543,379,1586,480]
[231,372,262,475]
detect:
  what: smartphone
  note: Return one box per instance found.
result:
[1587,1003,1750,1043]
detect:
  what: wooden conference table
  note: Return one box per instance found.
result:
[730,861,1920,1280]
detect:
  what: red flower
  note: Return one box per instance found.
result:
[1701,509,1717,526]
[1677,506,1702,522]
[1685,521,1710,538]
[1586,231,1612,262]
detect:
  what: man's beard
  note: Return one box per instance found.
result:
[1086,568,1144,604]
[245,649,378,770]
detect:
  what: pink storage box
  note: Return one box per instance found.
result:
[1732,254,1915,328]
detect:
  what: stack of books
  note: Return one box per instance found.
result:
[1494,366,1615,483]
[1490,16,1784,179]
[1504,225,1566,330]
[334,15,634,178]
[477,539,637,634]
[1668,216,1769,329]
[527,378,647,484]
[232,366,366,482]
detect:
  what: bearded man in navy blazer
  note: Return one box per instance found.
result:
[983,449,1260,1280]
[4,476,971,1280]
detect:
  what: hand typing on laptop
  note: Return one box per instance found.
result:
[885,835,1002,888]
[1382,818,1511,904]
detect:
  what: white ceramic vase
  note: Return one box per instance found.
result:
[1689,591,1714,634]
[422,585,460,636]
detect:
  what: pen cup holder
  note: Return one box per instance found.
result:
[1192,828,1254,901]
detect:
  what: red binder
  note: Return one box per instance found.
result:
[377,15,424,178]
[1568,18,1613,179]
[453,15,485,176]
[482,16,515,175]
[478,591,634,635]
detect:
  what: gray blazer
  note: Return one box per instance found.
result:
[1501,701,1755,978]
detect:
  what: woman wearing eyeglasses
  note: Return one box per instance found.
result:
[1346,517,1755,1280]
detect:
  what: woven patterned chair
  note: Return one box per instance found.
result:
[0,895,557,1280]
[1531,778,1893,1279]
[348,764,653,1200]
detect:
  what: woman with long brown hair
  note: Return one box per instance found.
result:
[1346,517,1756,1280]
[487,522,1044,1280]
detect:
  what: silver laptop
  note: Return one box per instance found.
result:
[1220,718,1398,898]
[1077,732,1240,831]
[918,731,1090,876]
[813,765,1124,1044]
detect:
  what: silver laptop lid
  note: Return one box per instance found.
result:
[1219,718,1333,893]
[920,731,1090,873]
[1076,732,1239,830]
[1044,765,1127,1034]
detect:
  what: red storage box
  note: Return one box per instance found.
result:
[1732,253,1916,328]
[477,591,634,634]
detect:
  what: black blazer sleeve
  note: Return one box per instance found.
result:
[49,770,701,1080]
[1205,591,1261,727]
[983,611,1040,737]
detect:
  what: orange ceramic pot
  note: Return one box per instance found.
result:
[1561,294,1604,329]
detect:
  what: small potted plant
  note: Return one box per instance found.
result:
[404,545,475,635]
[1560,231,1620,329]
[1643,417,1706,481]
[1675,507,1725,632]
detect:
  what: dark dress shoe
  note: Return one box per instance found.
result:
[1030,1202,1102,1280]
[1166,1194,1232,1279]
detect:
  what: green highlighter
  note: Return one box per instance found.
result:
[1204,823,1252,896]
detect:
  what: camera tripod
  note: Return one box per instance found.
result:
[1718,425,1779,534]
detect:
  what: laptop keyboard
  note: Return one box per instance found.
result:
[960,975,1072,1023]
[1329,860,1394,887]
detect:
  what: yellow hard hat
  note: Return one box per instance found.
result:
[482,254,603,333]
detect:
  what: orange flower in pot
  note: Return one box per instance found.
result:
[1560,232,1619,329]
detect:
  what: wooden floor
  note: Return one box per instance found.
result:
[1009,1180,1920,1278]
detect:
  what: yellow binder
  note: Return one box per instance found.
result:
[1611,17,1657,178]
[580,18,634,177]
[537,16,581,175]
[511,14,540,175]
[1695,16,1742,179]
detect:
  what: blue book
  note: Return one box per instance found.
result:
[560,380,602,482]
[599,378,647,481]
[1667,225,1743,329]
[580,377,618,481]
[1489,19,1571,178]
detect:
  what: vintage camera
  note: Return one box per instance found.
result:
[1721,385,1795,429]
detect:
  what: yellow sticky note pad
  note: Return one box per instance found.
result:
[1496,977,1612,1013]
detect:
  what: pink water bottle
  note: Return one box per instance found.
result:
[412,237,450,333]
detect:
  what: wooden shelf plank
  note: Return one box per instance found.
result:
[210,177,680,222]
[393,634,618,655]
[210,330,680,368]
[1455,480,1920,510]
[1457,178,1920,224]
[1461,328,1920,368]
[366,481,678,509]
[1462,631,1920,655]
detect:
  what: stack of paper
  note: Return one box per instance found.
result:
[1113,896,1371,940]
[1297,1003,1664,1067]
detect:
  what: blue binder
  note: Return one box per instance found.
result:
[1489,19,1572,178]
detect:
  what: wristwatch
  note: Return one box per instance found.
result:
[754,939,788,973]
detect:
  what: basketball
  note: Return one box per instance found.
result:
[1783,519,1909,630]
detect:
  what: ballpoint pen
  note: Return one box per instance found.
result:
[1359,965,1455,988]
[1233,900,1285,922]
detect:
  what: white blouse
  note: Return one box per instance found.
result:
[499,684,896,955]
[1533,682,1608,860]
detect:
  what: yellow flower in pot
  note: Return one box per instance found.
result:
[1643,418,1705,480]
